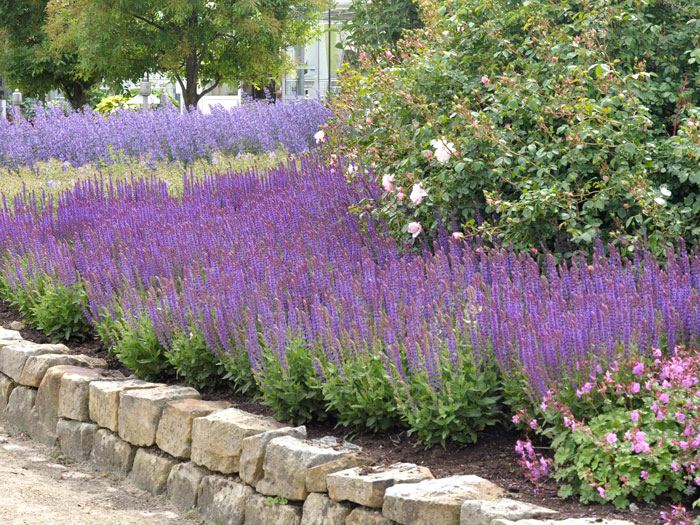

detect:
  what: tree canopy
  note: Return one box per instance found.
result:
[0,0,100,108]
[46,0,328,108]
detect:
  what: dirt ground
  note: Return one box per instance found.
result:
[0,420,197,525]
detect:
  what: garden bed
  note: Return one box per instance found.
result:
[0,300,686,525]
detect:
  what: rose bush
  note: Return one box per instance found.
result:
[328,0,700,257]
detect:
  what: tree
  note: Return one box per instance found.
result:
[0,0,101,109]
[47,0,328,108]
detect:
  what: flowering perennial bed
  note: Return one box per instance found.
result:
[2,160,700,511]
[0,99,330,171]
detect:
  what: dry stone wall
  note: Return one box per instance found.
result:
[0,329,636,525]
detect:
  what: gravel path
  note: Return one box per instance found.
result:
[0,421,197,525]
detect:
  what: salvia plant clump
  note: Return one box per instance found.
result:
[0,98,331,171]
[2,160,700,448]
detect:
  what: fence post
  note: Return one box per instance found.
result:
[139,79,151,111]
[12,89,21,108]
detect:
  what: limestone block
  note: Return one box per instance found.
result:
[8,321,24,331]
[128,448,179,495]
[197,475,255,525]
[29,365,81,446]
[305,453,370,493]
[0,372,16,413]
[5,386,36,433]
[382,476,505,525]
[19,353,106,388]
[300,493,352,525]
[58,367,113,422]
[239,425,306,487]
[0,327,22,341]
[90,428,136,477]
[89,379,163,432]
[0,342,69,381]
[56,418,98,462]
[256,435,362,501]
[155,398,230,459]
[460,498,560,525]
[346,508,398,525]
[190,407,284,474]
[167,461,210,512]
[491,518,635,525]
[328,463,433,508]
[245,493,303,525]
[118,386,200,446]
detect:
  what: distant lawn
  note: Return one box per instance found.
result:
[0,151,286,199]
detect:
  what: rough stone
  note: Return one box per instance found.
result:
[490,518,635,525]
[460,498,561,525]
[155,398,230,459]
[5,386,37,433]
[118,386,200,446]
[0,372,16,413]
[166,461,210,512]
[382,475,505,525]
[56,418,98,461]
[197,475,255,525]
[29,365,81,446]
[346,507,397,525]
[0,327,22,341]
[300,493,352,525]
[90,428,136,477]
[191,407,284,474]
[305,453,370,493]
[256,435,362,501]
[8,321,25,331]
[88,379,163,432]
[328,463,433,508]
[239,425,307,487]
[128,448,179,495]
[19,353,107,388]
[245,493,303,525]
[58,367,112,422]
[0,342,69,381]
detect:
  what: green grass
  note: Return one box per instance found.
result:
[0,151,286,200]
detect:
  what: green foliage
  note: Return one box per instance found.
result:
[342,0,422,53]
[166,331,229,392]
[94,95,130,115]
[0,272,90,343]
[30,283,92,342]
[0,0,99,108]
[322,353,403,433]
[97,312,173,381]
[257,338,328,425]
[395,356,502,448]
[513,349,700,508]
[46,0,327,108]
[330,0,700,257]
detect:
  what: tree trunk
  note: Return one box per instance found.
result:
[62,81,90,109]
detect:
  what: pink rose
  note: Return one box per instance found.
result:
[410,183,428,205]
[407,222,422,238]
[481,75,490,84]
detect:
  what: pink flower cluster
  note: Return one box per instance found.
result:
[515,438,552,483]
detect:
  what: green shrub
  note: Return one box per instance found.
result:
[342,0,422,54]
[167,331,230,392]
[0,272,91,343]
[330,0,700,257]
[322,353,403,434]
[394,355,502,448]
[512,349,700,508]
[97,312,174,381]
[30,283,92,342]
[257,338,328,425]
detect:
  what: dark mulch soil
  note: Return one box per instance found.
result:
[3,300,694,525]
